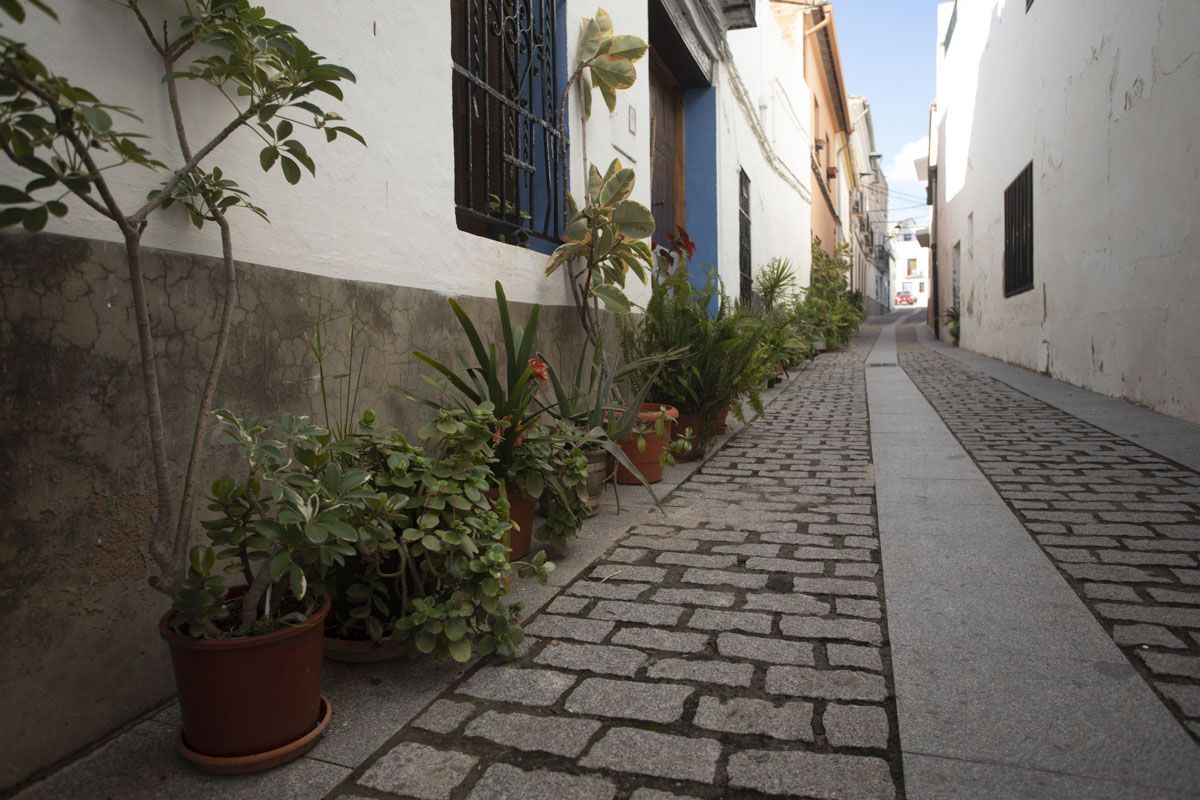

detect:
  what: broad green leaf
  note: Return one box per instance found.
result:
[447,638,472,662]
[595,8,614,38]
[607,34,648,61]
[576,16,602,64]
[599,167,636,206]
[592,283,631,314]
[289,565,307,600]
[0,186,32,204]
[612,200,655,238]
[590,55,636,91]
[269,551,291,581]
[280,156,301,185]
[21,205,47,233]
[597,78,618,113]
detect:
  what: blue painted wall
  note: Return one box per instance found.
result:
[683,86,719,314]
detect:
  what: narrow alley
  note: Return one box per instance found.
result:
[15,317,1200,800]
[3,3,1199,799]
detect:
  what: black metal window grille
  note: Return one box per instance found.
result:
[451,0,564,247]
[1003,162,1034,297]
[738,169,752,305]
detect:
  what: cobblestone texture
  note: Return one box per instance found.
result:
[332,330,904,799]
[899,326,1200,743]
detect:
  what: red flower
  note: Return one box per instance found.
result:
[528,357,549,384]
[666,225,696,260]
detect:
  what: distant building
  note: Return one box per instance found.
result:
[847,96,890,315]
[890,219,930,308]
[926,0,1200,422]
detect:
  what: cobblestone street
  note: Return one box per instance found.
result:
[329,327,905,800]
[899,327,1200,743]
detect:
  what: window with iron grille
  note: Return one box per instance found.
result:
[1003,162,1034,297]
[451,1,565,248]
[738,169,752,305]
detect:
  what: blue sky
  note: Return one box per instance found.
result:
[830,0,942,223]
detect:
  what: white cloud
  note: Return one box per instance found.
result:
[887,136,929,184]
[883,136,932,223]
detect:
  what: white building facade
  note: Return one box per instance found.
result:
[891,220,931,308]
[928,0,1200,423]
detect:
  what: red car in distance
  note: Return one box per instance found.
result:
[895,291,917,306]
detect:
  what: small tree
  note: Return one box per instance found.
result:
[0,0,363,591]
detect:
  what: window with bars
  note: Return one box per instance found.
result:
[1003,162,1034,297]
[451,0,565,248]
[738,169,752,305]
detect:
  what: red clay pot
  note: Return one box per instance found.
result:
[322,636,407,663]
[486,485,534,560]
[712,404,730,435]
[616,404,679,484]
[159,590,331,772]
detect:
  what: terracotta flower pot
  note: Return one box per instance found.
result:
[712,404,730,435]
[486,485,534,561]
[322,636,408,664]
[616,404,679,485]
[159,590,331,773]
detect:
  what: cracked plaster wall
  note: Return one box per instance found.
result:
[930,0,1200,423]
[0,232,587,789]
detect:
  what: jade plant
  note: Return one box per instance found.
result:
[177,404,546,661]
[0,0,364,595]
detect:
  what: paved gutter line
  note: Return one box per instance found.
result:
[916,325,1200,473]
[868,318,1200,799]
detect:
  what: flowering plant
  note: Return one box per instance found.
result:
[407,282,594,553]
[408,282,547,474]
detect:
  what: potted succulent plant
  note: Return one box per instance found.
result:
[319,406,548,663]
[615,403,691,484]
[161,412,352,773]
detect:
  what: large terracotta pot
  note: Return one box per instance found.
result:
[616,404,679,485]
[159,590,331,773]
[486,485,534,560]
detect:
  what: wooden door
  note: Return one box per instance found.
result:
[649,52,684,246]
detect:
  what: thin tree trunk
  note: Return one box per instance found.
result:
[172,215,237,566]
[161,37,239,574]
[125,228,178,582]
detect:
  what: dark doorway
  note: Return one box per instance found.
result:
[649,51,684,246]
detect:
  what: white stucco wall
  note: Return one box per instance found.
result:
[3,1,818,312]
[0,1,652,308]
[717,1,813,295]
[932,0,1200,423]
